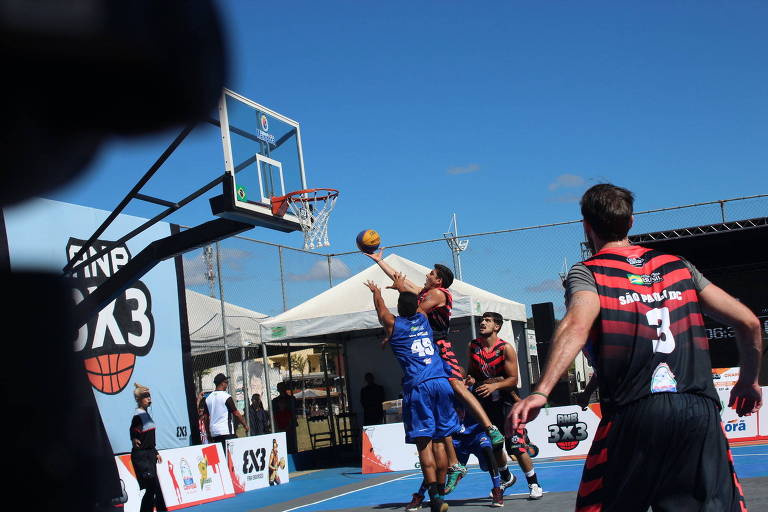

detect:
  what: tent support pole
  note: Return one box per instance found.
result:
[262,341,276,434]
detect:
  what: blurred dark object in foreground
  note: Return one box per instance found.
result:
[0,0,228,509]
[0,0,228,206]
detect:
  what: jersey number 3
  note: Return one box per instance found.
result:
[646,307,675,354]
[411,338,434,357]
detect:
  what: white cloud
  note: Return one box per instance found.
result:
[286,258,351,282]
[548,174,586,191]
[447,163,480,175]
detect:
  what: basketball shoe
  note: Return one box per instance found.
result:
[405,493,424,512]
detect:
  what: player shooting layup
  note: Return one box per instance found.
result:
[365,251,505,487]
[365,279,458,512]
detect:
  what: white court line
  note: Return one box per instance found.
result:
[398,462,586,480]
[281,472,418,512]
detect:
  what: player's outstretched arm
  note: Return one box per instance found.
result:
[365,280,395,334]
[509,290,599,429]
[364,250,421,293]
[698,284,763,416]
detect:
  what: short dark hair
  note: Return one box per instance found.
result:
[434,264,454,288]
[580,183,635,241]
[482,312,503,327]
[397,292,419,317]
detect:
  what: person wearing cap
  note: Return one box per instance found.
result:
[129,383,166,512]
[202,373,248,449]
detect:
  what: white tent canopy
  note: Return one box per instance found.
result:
[260,254,526,342]
[186,289,268,355]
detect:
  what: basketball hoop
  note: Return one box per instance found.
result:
[271,188,339,250]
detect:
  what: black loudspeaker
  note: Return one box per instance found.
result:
[532,302,572,405]
[531,302,557,367]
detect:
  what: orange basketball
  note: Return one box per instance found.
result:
[84,353,136,394]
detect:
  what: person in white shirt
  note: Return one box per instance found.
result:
[202,374,248,448]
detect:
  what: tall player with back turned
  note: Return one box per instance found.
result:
[511,183,761,511]
[365,250,506,489]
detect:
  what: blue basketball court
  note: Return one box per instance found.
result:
[189,442,768,512]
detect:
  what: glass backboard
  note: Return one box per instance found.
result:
[216,89,307,231]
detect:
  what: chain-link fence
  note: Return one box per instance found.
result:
[183,194,768,451]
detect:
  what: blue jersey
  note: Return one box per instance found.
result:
[389,313,447,392]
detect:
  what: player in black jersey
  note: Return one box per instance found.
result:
[510,184,762,511]
[468,312,543,499]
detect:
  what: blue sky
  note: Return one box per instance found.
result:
[46,2,768,314]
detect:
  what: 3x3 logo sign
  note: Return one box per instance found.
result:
[68,238,155,394]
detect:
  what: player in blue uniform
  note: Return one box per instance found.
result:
[366,280,460,512]
[406,368,504,510]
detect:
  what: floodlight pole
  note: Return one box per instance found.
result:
[443,213,469,281]
[443,213,474,337]
[216,241,231,380]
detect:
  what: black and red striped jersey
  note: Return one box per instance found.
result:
[582,245,718,410]
[468,338,507,379]
[469,338,518,401]
[417,287,452,340]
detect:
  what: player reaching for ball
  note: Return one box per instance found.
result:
[364,250,505,491]
[365,279,457,512]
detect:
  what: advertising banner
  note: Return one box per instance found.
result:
[716,389,759,440]
[712,367,740,392]
[225,432,289,493]
[363,405,602,474]
[156,444,235,510]
[2,199,191,452]
[760,387,768,437]
[523,405,602,459]
[114,455,142,512]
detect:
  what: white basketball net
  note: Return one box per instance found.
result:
[286,189,338,250]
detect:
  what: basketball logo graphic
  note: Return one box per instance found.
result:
[547,412,588,451]
[260,113,269,132]
[68,237,155,395]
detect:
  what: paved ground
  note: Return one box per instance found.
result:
[192,443,768,512]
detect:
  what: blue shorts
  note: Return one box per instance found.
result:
[454,430,493,471]
[402,378,460,444]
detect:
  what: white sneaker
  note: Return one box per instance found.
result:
[528,483,543,500]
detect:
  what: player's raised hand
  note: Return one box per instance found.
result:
[507,393,548,431]
[364,280,381,293]
[387,271,408,292]
[364,249,384,262]
[729,378,762,417]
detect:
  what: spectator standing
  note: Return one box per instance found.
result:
[129,383,166,512]
[272,382,298,453]
[360,372,385,425]
[249,393,271,435]
[203,374,248,449]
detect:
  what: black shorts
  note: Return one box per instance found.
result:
[576,393,747,512]
[480,398,514,436]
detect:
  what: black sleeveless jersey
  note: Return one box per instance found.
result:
[582,245,718,411]
[417,287,452,341]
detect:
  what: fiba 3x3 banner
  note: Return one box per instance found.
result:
[2,198,192,452]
